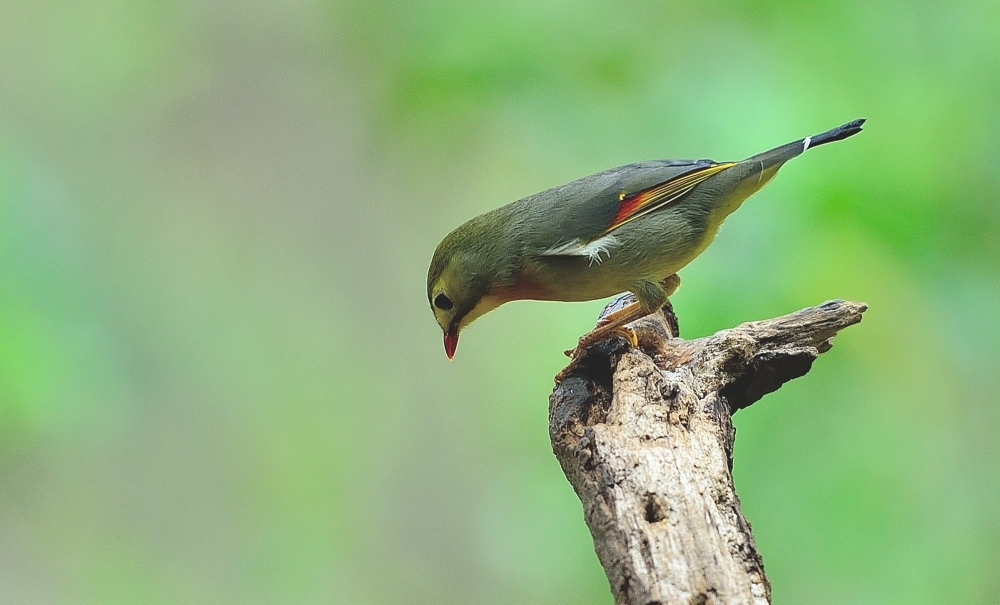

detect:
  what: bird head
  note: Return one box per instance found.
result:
[427,226,508,360]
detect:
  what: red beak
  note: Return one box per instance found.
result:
[444,329,459,360]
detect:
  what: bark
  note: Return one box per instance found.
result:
[549,299,867,605]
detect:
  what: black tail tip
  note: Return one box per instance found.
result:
[806,118,866,150]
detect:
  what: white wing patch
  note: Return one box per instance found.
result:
[541,234,619,266]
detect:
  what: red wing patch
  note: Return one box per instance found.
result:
[608,162,736,232]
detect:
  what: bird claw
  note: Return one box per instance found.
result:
[617,326,639,349]
[554,362,581,383]
[555,326,639,383]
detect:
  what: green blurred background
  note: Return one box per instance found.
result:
[1,0,998,603]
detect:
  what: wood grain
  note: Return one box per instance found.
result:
[550,300,867,604]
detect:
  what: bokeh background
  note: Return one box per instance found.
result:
[1,0,998,603]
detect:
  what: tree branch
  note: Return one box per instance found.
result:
[549,300,867,605]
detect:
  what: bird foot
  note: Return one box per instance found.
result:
[562,325,638,357]
[555,326,638,383]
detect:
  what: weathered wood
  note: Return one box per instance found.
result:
[550,299,867,605]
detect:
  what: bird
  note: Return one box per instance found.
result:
[427,119,865,377]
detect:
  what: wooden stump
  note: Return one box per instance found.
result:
[550,299,867,605]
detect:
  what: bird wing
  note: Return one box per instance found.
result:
[532,160,735,260]
[605,161,736,232]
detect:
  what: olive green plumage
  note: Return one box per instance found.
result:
[428,119,865,359]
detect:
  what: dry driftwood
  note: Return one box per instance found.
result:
[549,299,867,605]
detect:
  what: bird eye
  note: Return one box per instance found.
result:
[434,293,453,311]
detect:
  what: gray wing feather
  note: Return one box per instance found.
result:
[520,160,715,252]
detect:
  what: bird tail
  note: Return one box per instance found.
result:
[805,119,867,149]
[703,119,866,219]
[746,118,866,169]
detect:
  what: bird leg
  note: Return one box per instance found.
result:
[556,275,680,383]
[555,301,650,383]
[563,301,648,357]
